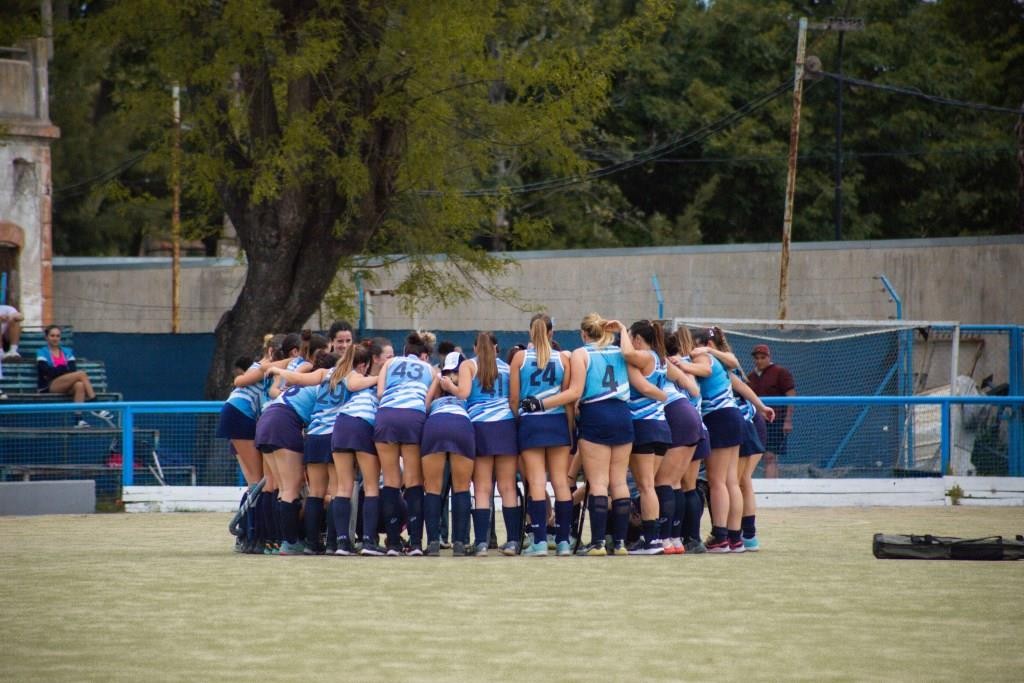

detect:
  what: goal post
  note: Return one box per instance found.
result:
[668,317,961,475]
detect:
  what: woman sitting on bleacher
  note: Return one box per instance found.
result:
[36,325,110,427]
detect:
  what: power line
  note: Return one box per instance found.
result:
[819,70,1024,115]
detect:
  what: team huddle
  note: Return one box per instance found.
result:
[219,314,775,557]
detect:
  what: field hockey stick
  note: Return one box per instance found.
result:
[573,481,589,554]
[516,477,528,552]
[229,477,266,537]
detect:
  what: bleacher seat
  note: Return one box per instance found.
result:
[1,326,120,402]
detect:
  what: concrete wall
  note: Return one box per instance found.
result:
[53,235,1023,333]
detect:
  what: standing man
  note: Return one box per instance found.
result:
[746,344,795,478]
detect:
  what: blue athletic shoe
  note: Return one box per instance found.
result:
[556,541,572,557]
[742,536,760,552]
[523,541,548,557]
[279,540,305,556]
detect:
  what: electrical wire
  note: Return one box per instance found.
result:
[819,70,1024,115]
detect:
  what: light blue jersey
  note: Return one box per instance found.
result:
[628,350,667,421]
[695,355,737,416]
[379,355,433,412]
[731,368,756,422]
[466,358,514,422]
[340,376,379,426]
[269,383,318,424]
[518,348,566,417]
[678,356,702,413]
[430,394,470,418]
[580,344,629,404]
[306,369,349,435]
[226,362,263,419]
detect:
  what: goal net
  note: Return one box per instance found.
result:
[669,317,960,477]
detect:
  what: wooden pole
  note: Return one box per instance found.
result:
[778,18,807,322]
[171,84,181,333]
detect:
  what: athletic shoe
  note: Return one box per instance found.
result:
[334,539,355,556]
[522,541,548,557]
[385,545,403,557]
[439,540,453,550]
[406,546,424,557]
[628,539,665,555]
[471,542,489,557]
[233,536,245,553]
[74,420,90,429]
[500,541,520,556]
[556,541,572,557]
[279,540,306,555]
[302,544,324,556]
[547,533,557,550]
[683,538,707,554]
[452,541,467,556]
[360,541,387,556]
[424,541,441,557]
[90,409,114,421]
[610,540,629,556]
[742,536,761,552]
[728,539,747,553]
[576,542,607,557]
[2,349,22,360]
[671,537,686,555]
[705,536,731,553]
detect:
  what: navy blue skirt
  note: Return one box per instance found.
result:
[304,433,334,464]
[422,413,476,459]
[374,407,426,445]
[473,419,518,457]
[632,419,672,455]
[216,403,257,440]
[702,406,746,449]
[254,403,304,454]
[693,425,711,461]
[665,399,702,448]
[739,413,767,457]
[332,414,377,455]
[578,399,634,447]
[517,413,572,450]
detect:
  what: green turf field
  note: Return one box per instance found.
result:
[1,507,1022,681]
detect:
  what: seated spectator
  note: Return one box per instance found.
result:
[36,324,110,428]
[0,303,23,360]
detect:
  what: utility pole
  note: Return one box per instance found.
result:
[171,84,181,333]
[778,17,807,322]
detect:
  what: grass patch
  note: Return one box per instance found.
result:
[1,507,1022,681]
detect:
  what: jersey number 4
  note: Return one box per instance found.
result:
[391,361,424,381]
[601,365,618,390]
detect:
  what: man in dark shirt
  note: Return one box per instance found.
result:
[746,344,795,478]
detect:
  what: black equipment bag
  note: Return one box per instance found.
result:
[873,533,1024,561]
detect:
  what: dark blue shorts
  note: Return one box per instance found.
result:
[702,406,746,449]
[255,403,304,454]
[578,399,634,447]
[473,419,518,457]
[332,414,377,455]
[665,399,702,448]
[517,413,572,450]
[422,413,476,459]
[739,415,766,457]
[304,433,334,464]
[373,407,426,445]
[632,419,671,455]
[216,403,257,441]
[693,425,711,461]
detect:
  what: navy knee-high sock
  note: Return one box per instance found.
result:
[742,514,757,539]
[588,495,609,546]
[472,508,491,546]
[404,485,424,547]
[303,497,324,550]
[554,500,573,544]
[612,498,631,544]
[332,497,352,541]
[501,502,523,546]
[683,488,703,541]
[656,485,675,542]
[325,498,337,549]
[256,492,272,543]
[424,493,442,544]
[381,487,402,547]
[279,498,300,544]
[528,498,547,546]
[452,491,471,544]
[274,497,286,543]
[672,488,684,539]
[362,495,380,544]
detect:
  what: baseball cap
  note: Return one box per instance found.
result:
[442,351,464,372]
[751,344,771,356]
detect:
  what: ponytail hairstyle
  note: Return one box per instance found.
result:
[416,330,437,350]
[529,314,552,368]
[628,320,667,362]
[674,327,695,356]
[711,325,731,352]
[664,332,680,357]
[474,331,499,392]
[266,333,287,361]
[327,342,372,393]
[404,332,431,357]
[281,332,302,358]
[297,329,313,359]
[308,333,329,363]
[580,313,614,348]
